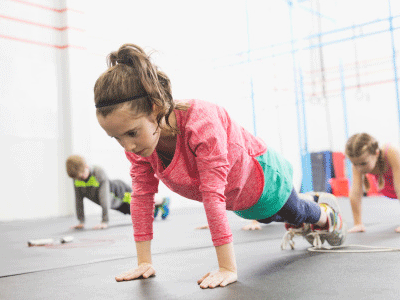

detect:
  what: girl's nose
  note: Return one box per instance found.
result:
[355,165,364,173]
[121,140,136,153]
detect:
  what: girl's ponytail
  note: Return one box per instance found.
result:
[94,43,188,134]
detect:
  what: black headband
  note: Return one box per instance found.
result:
[95,94,148,108]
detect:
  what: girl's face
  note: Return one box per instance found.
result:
[97,106,161,157]
[349,150,379,174]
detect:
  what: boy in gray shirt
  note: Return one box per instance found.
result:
[66,155,170,229]
[66,155,132,229]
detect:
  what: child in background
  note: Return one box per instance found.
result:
[93,43,346,289]
[345,133,400,233]
[153,197,170,220]
[66,155,171,229]
[66,155,132,229]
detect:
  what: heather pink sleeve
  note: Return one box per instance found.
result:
[188,108,233,247]
[125,152,159,242]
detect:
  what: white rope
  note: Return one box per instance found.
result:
[307,244,400,253]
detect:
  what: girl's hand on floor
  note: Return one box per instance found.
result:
[348,224,366,233]
[242,220,262,231]
[71,223,84,230]
[115,263,156,282]
[93,223,108,230]
[195,224,209,230]
[197,268,237,289]
[395,226,400,233]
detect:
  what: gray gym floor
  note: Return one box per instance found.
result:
[1,196,400,300]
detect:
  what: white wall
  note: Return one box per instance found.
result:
[0,0,73,220]
[2,0,400,220]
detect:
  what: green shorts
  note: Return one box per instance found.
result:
[233,148,293,220]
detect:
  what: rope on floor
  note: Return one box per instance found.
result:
[307,244,400,253]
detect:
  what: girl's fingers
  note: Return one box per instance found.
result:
[115,270,135,281]
[142,267,156,278]
[199,270,238,288]
[115,267,151,281]
[124,270,142,281]
[197,272,211,284]
[207,276,224,289]
[115,271,131,281]
[220,273,237,287]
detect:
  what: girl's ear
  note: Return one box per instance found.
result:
[152,103,163,117]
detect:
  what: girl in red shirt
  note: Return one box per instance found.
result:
[94,44,346,289]
[345,133,400,233]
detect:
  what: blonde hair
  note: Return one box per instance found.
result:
[94,43,188,134]
[66,155,86,179]
[345,133,385,191]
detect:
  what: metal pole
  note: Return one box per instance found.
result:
[340,62,352,183]
[289,0,313,192]
[245,0,257,136]
[388,0,400,144]
[316,0,334,150]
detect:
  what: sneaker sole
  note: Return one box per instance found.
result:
[317,193,347,246]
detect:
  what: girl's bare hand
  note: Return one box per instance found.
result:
[93,222,108,230]
[348,224,366,233]
[395,226,400,233]
[71,223,84,230]
[115,263,155,282]
[197,268,237,289]
[242,220,261,231]
[195,224,209,230]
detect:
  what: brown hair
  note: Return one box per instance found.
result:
[345,133,385,191]
[66,155,86,178]
[94,43,188,134]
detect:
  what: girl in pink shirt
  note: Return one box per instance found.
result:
[94,44,346,289]
[345,133,400,233]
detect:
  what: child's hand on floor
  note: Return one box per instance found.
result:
[197,268,237,289]
[395,226,400,233]
[348,224,366,233]
[195,224,209,230]
[71,223,84,230]
[93,222,108,230]
[115,263,156,282]
[242,220,262,231]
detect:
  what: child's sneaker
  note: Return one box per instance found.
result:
[281,193,320,249]
[154,197,170,220]
[160,197,170,219]
[309,193,347,247]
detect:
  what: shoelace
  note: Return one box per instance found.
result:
[306,230,328,248]
[281,227,308,250]
[281,228,328,250]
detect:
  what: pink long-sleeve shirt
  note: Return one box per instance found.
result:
[126,99,267,246]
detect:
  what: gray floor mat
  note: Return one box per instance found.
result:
[1,196,400,299]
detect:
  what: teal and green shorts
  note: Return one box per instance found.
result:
[233,148,293,220]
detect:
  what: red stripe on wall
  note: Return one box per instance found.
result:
[0,14,84,31]
[0,34,86,50]
[8,0,84,14]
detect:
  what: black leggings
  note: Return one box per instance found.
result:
[257,189,321,225]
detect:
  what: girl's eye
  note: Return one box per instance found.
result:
[128,131,137,137]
